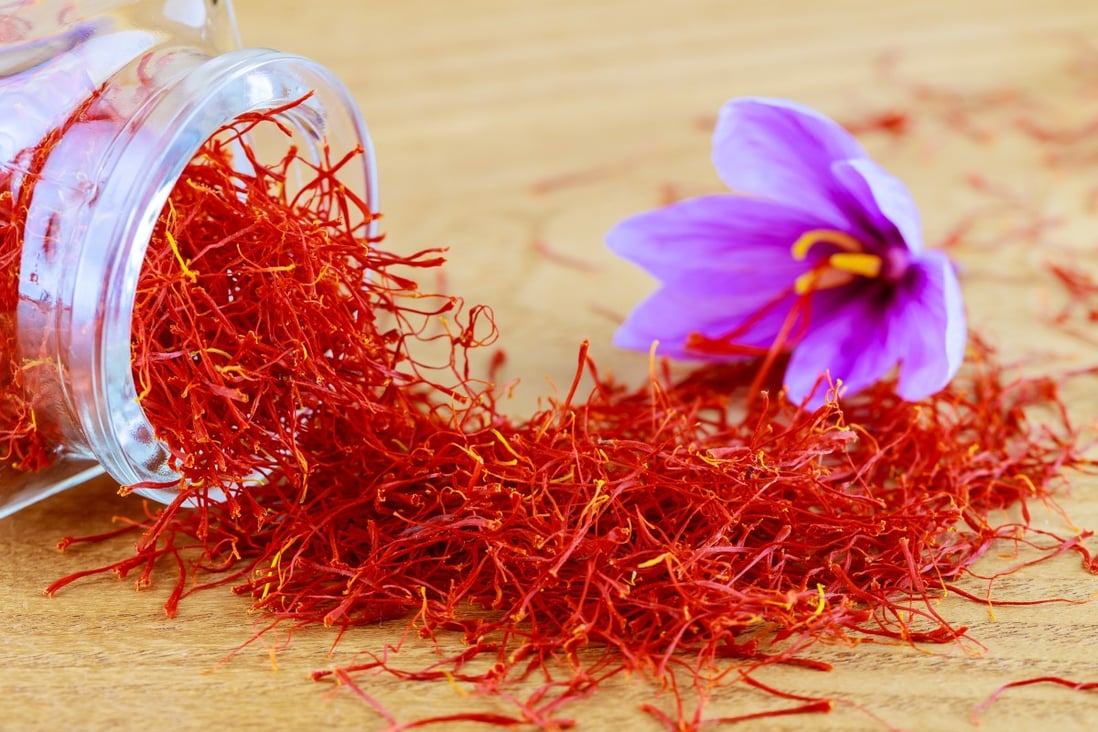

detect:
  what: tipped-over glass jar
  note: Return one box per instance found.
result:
[0,0,377,517]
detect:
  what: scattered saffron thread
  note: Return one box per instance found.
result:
[971,676,1098,725]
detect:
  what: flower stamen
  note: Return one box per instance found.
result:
[829,252,883,278]
[791,229,864,260]
[791,229,884,294]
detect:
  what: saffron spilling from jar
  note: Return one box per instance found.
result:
[0,0,375,516]
[27,102,1094,727]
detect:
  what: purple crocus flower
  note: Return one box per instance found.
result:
[607,97,965,407]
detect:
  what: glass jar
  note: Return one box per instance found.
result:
[0,0,377,517]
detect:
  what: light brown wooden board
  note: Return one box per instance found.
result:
[4,1,1098,729]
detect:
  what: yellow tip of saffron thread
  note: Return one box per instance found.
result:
[166,230,199,283]
[790,229,864,260]
[636,552,671,569]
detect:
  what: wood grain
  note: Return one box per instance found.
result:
[4,0,1098,729]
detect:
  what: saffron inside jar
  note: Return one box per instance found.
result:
[131,100,391,495]
[0,131,68,477]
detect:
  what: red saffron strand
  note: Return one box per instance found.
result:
[971,676,1098,724]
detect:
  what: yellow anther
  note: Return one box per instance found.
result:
[792,240,884,295]
[794,267,858,295]
[791,229,864,260]
[828,252,883,278]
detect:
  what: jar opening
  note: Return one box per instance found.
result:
[82,50,377,500]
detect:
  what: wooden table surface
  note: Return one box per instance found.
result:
[6,0,1098,729]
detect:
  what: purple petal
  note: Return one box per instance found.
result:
[613,286,800,360]
[606,195,826,293]
[782,250,965,407]
[832,158,923,254]
[711,98,868,228]
[782,293,895,408]
[607,195,829,358]
[888,250,966,400]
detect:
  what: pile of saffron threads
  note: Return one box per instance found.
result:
[43,107,1096,729]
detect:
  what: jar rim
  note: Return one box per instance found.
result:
[80,48,378,498]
